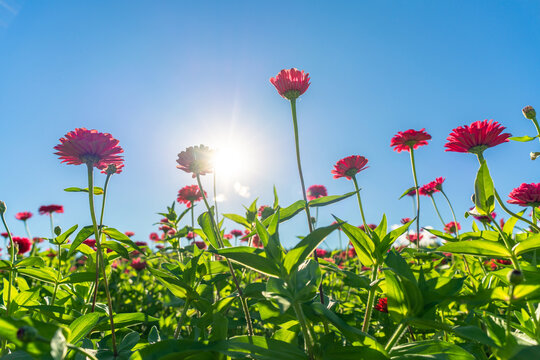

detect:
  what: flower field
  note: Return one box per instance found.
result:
[2,68,540,360]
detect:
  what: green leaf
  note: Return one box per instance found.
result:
[214,247,281,277]
[52,224,78,245]
[391,340,476,359]
[68,312,101,343]
[67,225,94,258]
[264,200,306,226]
[119,332,140,352]
[513,235,540,256]
[474,160,495,215]
[102,227,143,253]
[509,135,538,142]
[335,217,375,266]
[15,257,45,268]
[60,271,96,284]
[307,191,356,208]
[198,212,220,249]
[102,240,130,259]
[385,271,409,322]
[149,268,199,299]
[18,267,59,284]
[148,325,161,344]
[94,313,158,331]
[283,223,339,274]
[222,213,250,228]
[399,186,416,199]
[438,240,510,257]
[64,187,104,195]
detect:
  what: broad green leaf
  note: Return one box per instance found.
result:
[222,213,250,228]
[18,267,59,284]
[53,224,78,245]
[474,160,495,215]
[214,247,281,277]
[513,235,540,256]
[198,212,220,249]
[438,240,510,257]
[68,312,101,343]
[15,257,45,268]
[60,271,96,284]
[102,240,130,259]
[307,191,356,208]
[283,223,339,274]
[399,186,416,199]
[336,217,375,266]
[67,225,94,258]
[94,313,158,331]
[50,329,67,360]
[103,227,143,253]
[263,200,306,226]
[149,268,199,299]
[379,219,415,252]
[391,340,476,359]
[148,325,161,344]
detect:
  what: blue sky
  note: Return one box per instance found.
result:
[1,1,540,249]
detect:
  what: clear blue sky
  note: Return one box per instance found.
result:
[1,1,540,248]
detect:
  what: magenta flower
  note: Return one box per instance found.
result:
[507,183,540,207]
[15,212,32,221]
[307,185,328,201]
[270,68,310,100]
[391,129,431,152]
[445,120,511,154]
[332,155,369,180]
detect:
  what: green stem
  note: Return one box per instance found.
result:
[174,297,191,339]
[0,211,15,355]
[507,285,514,337]
[531,117,540,142]
[196,174,254,336]
[290,98,326,306]
[86,164,117,356]
[213,169,219,226]
[352,176,370,234]
[49,213,55,240]
[292,302,316,359]
[361,266,379,332]
[441,190,460,238]
[430,195,446,227]
[494,189,540,231]
[409,148,421,249]
[384,322,407,352]
[66,343,99,360]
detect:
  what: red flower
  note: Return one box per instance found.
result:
[444,221,461,234]
[470,207,496,223]
[270,68,310,100]
[156,244,164,249]
[223,234,233,240]
[307,185,328,201]
[315,248,329,257]
[131,258,147,271]
[332,155,369,180]
[83,239,97,250]
[230,229,243,237]
[38,205,64,215]
[495,259,512,265]
[406,233,423,243]
[149,232,160,242]
[12,237,31,254]
[258,205,274,219]
[135,241,147,248]
[54,128,124,170]
[359,224,376,232]
[46,250,56,258]
[33,237,44,243]
[101,163,124,175]
[15,212,32,221]
[124,231,135,237]
[252,235,263,248]
[1,233,10,238]
[419,178,445,196]
[391,129,431,152]
[400,218,411,224]
[186,232,196,240]
[374,297,388,313]
[445,120,511,154]
[508,183,540,207]
[177,185,206,207]
[194,241,207,249]
[176,145,214,178]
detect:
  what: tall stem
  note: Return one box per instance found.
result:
[441,190,460,237]
[196,174,254,335]
[86,164,117,355]
[430,195,446,227]
[292,302,316,359]
[213,169,220,226]
[361,266,379,332]
[0,211,15,355]
[384,322,407,352]
[409,148,421,249]
[290,98,325,305]
[352,176,369,233]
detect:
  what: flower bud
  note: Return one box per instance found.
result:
[105,164,118,175]
[54,226,62,236]
[531,152,540,161]
[507,269,524,285]
[0,201,6,214]
[17,326,38,342]
[523,105,536,120]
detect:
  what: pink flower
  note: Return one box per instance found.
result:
[186,232,196,240]
[400,218,411,224]
[508,183,540,207]
[15,212,32,221]
[33,237,44,243]
[359,224,376,232]
[445,120,511,154]
[332,155,369,180]
[315,248,328,257]
[391,129,431,152]
[270,68,310,100]
[444,221,461,234]
[258,205,274,219]
[470,207,496,223]
[131,258,147,271]
[101,163,124,175]
[149,232,160,242]
[194,241,207,249]
[176,145,214,178]
[307,185,328,201]
[135,241,147,248]
[419,178,445,196]
[124,231,135,237]
[12,237,31,254]
[54,128,124,170]
[38,205,64,215]
[230,229,243,237]
[83,239,97,250]
[177,185,206,207]
[223,234,233,240]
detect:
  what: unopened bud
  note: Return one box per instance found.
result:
[531,152,540,161]
[17,326,38,342]
[0,201,6,214]
[105,164,117,175]
[54,226,62,236]
[507,269,524,285]
[523,105,536,120]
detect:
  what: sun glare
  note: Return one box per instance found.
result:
[211,143,249,182]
